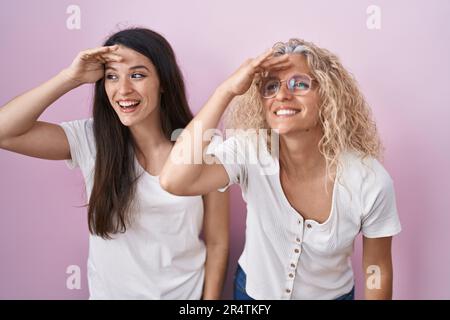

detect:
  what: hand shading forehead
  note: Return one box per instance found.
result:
[269,54,311,79]
[105,46,155,71]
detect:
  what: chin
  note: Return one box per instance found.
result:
[268,122,293,135]
[275,127,295,136]
[117,116,137,127]
[273,124,313,137]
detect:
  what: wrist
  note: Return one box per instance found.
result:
[215,84,236,101]
[58,68,84,89]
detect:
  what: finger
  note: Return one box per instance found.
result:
[261,59,292,70]
[101,53,123,62]
[261,54,290,67]
[260,60,292,74]
[87,51,122,65]
[264,64,292,73]
[255,60,292,79]
[96,45,119,53]
[251,48,274,68]
[106,44,119,51]
[80,50,99,60]
[84,45,119,57]
[253,65,267,74]
[97,57,107,64]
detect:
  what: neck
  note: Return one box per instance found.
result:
[129,110,170,158]
[279,127,327,180]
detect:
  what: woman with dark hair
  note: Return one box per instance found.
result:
[0,28,229,300]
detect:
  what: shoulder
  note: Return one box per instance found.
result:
[60,118,94,136]
[59,118,96,163]
[340,151,394,197]
[59,118,94,142]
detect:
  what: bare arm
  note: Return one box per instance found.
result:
[159,50,290,196]
[363,236,394,299]
[201,190,230,300]
[0,45,122,160]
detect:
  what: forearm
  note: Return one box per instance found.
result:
[202,243,229,300]
[160,85,234,188]
[362,236,394,300]
[363,258,393,300]
[365,272,393,299]
[0,69,79,140]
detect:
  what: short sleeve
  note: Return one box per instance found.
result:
[361,162,402,238]
[59,118,95,170]
[205,134,248,192]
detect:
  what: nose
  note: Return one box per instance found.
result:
[118,77,134,96]
[274,82,293,101]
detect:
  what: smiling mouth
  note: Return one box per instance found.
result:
[117,100,141,112]
[274,109,301,117]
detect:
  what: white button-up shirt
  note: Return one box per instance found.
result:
[209,133,401,300]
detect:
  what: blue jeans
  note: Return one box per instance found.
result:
[233,264,355,300]
[234,264,255,300]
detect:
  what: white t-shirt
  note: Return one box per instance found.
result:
[208,133,401,300]
[60,118,206,300]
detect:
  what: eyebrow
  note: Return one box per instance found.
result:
[105,65,150,71]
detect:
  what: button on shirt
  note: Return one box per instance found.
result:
[208,133,401,300]
[61,119,206,299]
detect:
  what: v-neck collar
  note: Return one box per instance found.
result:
[273,156,339,227]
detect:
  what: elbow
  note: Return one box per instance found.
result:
[0,128,5,148]
[0,136,8,150]
[159,173,187,196]
[207,242,229,255]
[159,174,176,194]
[205,230,230,252]
[0,122,13,149]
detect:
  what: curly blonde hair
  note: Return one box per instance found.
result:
[224,38,382,175]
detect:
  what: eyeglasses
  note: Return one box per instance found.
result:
[259,73,315,99]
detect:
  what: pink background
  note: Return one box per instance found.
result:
[1,0,449,299]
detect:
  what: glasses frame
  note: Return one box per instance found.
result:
[259,73,316,99]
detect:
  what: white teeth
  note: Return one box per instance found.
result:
[275,109,298,116]
[118,101,140,108]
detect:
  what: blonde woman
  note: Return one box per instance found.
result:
[160,39,401,300]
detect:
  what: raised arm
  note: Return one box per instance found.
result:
[159,49,290,196]
[0,45,121,160]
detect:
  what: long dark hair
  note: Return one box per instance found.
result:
[89,28,193,239]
